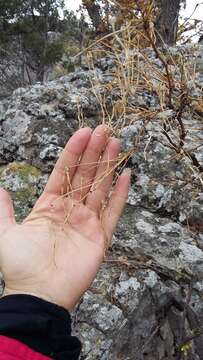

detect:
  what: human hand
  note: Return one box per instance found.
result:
[0,125,130,311]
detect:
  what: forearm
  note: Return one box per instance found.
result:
[0,295,81,360]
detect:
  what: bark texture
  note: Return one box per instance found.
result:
[82,0,105,34]
[155,0,181,45]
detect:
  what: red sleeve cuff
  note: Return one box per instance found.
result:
[0,336,51,360]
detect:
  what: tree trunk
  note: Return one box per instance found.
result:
[82,0,106,34]
[155,0,181,46]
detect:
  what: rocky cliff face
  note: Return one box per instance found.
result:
[0,44,203,359]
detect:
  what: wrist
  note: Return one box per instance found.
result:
[2,287,55,306]
[2,286,75,311]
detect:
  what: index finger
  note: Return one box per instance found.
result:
[43,127,92,196]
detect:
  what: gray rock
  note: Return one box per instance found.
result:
[0,162,42,222]
[77,292,125,333]
[0,44,203,359]
[0,70,102,170]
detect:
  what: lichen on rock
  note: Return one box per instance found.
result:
[0,43,203,359]
[0,162,42,222]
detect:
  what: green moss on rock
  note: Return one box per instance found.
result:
[0,162,42,222]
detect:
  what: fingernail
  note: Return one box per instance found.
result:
[95,125,110,137]
[123,168,131,175]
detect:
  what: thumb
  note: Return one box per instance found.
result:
[0,188,16,234]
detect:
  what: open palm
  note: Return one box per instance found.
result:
[0,126,130,311]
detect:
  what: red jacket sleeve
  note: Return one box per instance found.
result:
[0,336,51,360]
[0,295,81,359]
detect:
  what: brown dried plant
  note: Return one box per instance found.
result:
[74,0,203,185]
[57,1,202,240]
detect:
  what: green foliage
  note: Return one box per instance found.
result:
[0,0,92,89]
[0,0,65,20]
[44,41,65,65]
[0,0,79,82]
